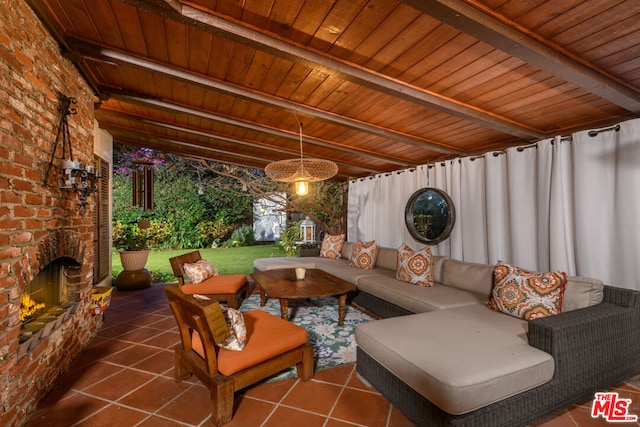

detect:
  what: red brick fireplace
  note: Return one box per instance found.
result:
[16,230,91,355]
[0,2,107,425]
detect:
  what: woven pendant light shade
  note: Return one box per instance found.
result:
[265,120,338,188]
[265,158,338,183]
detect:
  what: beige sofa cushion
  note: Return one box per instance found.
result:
[357,270,488,313]
[253,256,318,271]
[433,256,448,283]
[440,259,495,297]
[375,246,398,270]
[314,258,381,283]
[341,241,354,261]
[355,304,554,415]
[563,276,604,311]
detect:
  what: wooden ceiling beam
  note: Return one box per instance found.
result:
[401,0,640,115]
[104,91,414,167]
[110,131,352,180]
[111,132,268,169]
[70,38,466,156]
[98,108,382,174]
[120,0,545,139]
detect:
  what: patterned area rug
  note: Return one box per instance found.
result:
[239,293,375,381]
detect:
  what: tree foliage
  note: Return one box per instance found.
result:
[188,158,346,235]
[112,146,253,249]
[112,146,347,250]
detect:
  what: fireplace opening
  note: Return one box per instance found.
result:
[19,257,79,349]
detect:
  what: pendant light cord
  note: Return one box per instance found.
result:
[295,114,304,163]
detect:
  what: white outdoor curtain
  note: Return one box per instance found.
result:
[571,121,640,289]
[347,118,640,290]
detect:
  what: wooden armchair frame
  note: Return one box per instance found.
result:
[164,284,314,426]
[169,250,249,309]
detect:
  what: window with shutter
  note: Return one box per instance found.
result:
[94,157,111,284]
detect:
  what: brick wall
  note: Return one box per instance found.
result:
[0,1,103,425]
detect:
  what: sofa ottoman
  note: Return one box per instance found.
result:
[355,303,555,415]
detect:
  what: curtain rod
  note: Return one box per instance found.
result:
[588,124,620,137]
[384,168,415,177]
[469,151,505,161]
[352,167,417,182]
[350,123,622,182]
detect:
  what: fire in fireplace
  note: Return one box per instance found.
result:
[19,257,79,352]
[20,258,73,320]
[19,293,45,322]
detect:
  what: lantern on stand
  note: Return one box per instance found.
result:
[296,216,319,257]
[300,216,316,243]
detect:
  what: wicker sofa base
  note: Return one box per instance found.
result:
[349,289,413,319]
[356,286,640,427]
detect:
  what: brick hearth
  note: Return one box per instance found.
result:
[0,2,106,426]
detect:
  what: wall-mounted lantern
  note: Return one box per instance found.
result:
[44,94,100,212]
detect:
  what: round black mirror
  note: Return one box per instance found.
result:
[405,188,455,245]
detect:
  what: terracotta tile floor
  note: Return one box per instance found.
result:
[26,283,640,427]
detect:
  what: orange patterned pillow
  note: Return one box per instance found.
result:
[396,243,434,287]
[183,260,218,284]
[320,234,345,259]
[487,262,567,320]
[349,240,379,270]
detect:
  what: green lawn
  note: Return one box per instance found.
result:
[112,244,286,281]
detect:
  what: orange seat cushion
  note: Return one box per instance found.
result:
[190,310,308,376]
[181,274,247,295]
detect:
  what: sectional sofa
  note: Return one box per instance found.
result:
[253,242,640,426]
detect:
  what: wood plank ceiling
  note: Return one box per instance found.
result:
[26,0,640,181]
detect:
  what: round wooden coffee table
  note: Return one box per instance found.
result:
[251,268,357,326]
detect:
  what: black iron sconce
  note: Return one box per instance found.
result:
[44,94,100,210]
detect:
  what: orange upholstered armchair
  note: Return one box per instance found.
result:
[169,250,249,309]
[164,284,314,426]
